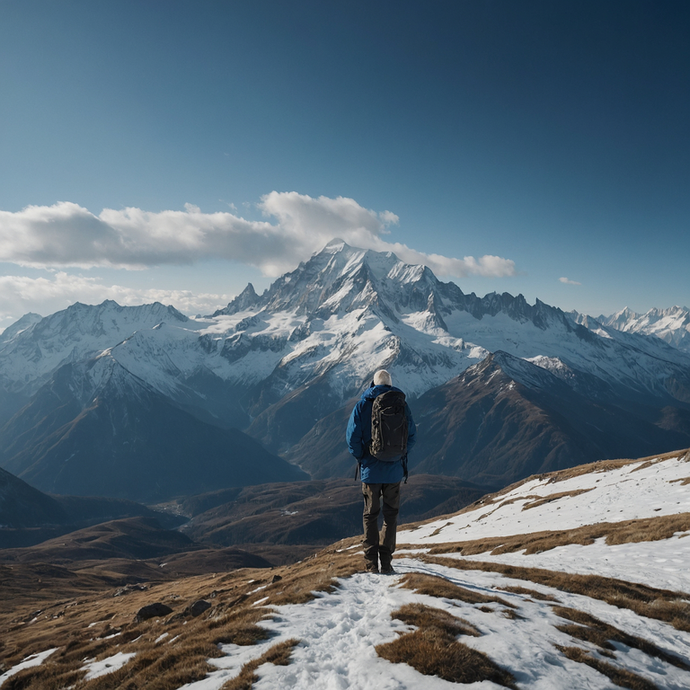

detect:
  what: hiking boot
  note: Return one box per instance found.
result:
[365,562,379,574]
[380,564,395,575]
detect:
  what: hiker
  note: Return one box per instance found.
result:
[346,369,416,574]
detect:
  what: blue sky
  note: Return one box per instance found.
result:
[0,0,688,327]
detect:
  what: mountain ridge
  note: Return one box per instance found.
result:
[1,241,690,499]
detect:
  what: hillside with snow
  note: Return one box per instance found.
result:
[2,449,688,689]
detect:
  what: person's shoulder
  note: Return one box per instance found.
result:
[361,385,380,400]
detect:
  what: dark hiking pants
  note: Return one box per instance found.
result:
[362,482,401,571]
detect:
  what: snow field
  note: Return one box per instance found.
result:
[174,455,690,689]
[399,456,690,545]
[458,533,690,593]
[176,555,690,690]
[399,558,690,690]
[0,649,57,688]
[82,651,136,681]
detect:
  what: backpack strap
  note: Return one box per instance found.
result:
[402,454,408,484]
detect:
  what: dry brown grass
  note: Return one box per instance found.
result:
[547,457,648,482]
[423,555,690,633]
[252,548,361,607]
[2,662,87,690]
[392,602,480,637]
[521,488,593,510]
[670,477,690,486]
[206,607,271,646]
[556,645,659,690]
[77,642,222,690]
[428,521,453,537]
[415,512,690,558]
[0,543,364,690]
[553,606,690,671]
[399,572,516,609]
[546,449,688,484]
[502,585,559,602]
[219,639,299,690]
[376,603,517,688]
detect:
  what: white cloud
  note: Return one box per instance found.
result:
[559,277,582,286]
[0,193,516,279]
[0,272,232,328]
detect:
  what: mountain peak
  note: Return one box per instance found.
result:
[0,312,43,344]
[595,304,690,352]
[214,283,261,316]
[322,237,349,252]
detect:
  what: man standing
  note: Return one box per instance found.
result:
[346,370,416,574]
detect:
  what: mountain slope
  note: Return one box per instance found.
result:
[410,351,690,485]
[4,242,689,431]
[0,355,307,502]
[0,465,67,528]
[176,475,491,550]
[0,461,185,548]
[1,450,688,689]
[287,350,690,486]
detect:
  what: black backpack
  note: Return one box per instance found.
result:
[369,390,408,462]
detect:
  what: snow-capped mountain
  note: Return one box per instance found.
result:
[2,241,689,419]
[1,240,690,498]
[0,300,188,396]
[596,306,690,353]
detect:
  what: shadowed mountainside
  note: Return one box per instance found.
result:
[173,475,492,549]
[0,360,307,503]
[0,467,181,549]
[0,516,272,585]
[288,352,690,487]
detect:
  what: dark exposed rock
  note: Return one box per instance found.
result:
[186,600,212,617]
[135,602,173,622]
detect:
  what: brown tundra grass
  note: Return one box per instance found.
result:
[423,555,690,633]
[0,543,363,690]
[501,585,559,602]
[521,488,593,510]
[557,645,659,690]
[552,606,690,671]
[376,603,517,689]
[219,639,299,690]
[393,602,480,637]
[398,572,517,610]
[417,512,690,557]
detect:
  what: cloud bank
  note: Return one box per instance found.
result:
[559,277,581,286]
[0,272,232,328]
[0,193,516,279]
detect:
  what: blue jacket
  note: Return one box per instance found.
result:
[346,384,416,484]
